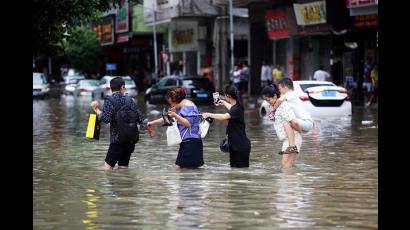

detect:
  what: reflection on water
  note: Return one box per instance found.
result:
[34,96,378,229]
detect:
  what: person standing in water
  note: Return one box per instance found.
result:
[202,85,251,168]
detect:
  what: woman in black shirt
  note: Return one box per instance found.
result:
[202,85,251,167]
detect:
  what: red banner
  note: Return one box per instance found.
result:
[346,0,377,7]
[265,10,289,39]
[353,14,378,27]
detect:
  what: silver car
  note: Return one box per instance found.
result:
[92,76,138,99]
[74,80,100,97]
[33,72,50,98]
[64,75,85,85]
[64,78,82,95]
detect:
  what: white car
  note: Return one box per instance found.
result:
[74,80,100,96]
[33,72,50,98]
[260,80,352,118]
[123,76,138,97]
[64,75,85,85]
[92,76,138,99]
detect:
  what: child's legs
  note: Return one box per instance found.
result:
[283,121,296,146]
[289,119,303,133]
[291,118,314,133]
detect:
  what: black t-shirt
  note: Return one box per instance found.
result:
[227,103,251,152]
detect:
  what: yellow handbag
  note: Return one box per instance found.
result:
[86,113,100,140]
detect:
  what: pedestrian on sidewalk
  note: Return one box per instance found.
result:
[362,57,373,106]
[261,61,272,87]
[272,64,283,84]
[313,66,330,81]
[368,63,378,107]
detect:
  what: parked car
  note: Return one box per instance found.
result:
[74,80,100,96]
[33,72,50,98]
[93,76,115,99]
[145,76,215,104]
[64,75,85,85]
[123,76,138,97]
[64,78,82,95]
[92,76,138,99]
[62,68,81,80]
[259,80,352,118]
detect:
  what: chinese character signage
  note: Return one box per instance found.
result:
[169,20,198,52]
[265,10,289,39]
[346,0,378,8]
[293,1,327,26]
[116,0,129,33]
[92,16,114,46]
[117,34,129,43]
[353,14,378,27]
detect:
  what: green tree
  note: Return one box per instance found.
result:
[64,27,102,77]
[33,0,119,55]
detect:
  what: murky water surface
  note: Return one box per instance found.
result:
[34,96,377,229]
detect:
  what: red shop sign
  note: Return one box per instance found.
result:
[353,14,378,28]
[346,0,377,8]
[265,10,289,39]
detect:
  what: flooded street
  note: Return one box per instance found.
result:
[33,95,378,229]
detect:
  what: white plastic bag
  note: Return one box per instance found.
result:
[199,119,210,139]
[166,121,182,146]
[166,121,189,146]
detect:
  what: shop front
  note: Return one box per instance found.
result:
[293,0,332,81]
[169,19,203,76]
[344,0,378,103]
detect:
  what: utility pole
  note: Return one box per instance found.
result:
[152,1,158,81]
[229,0,234,77]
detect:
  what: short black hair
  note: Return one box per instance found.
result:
[223,84,240,102]
[278,77,294,90]
[110,77,125,91]
[319,65,324,70]
[261,85,280,98]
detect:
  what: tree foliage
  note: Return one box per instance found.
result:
[64,27,102,77]
[33,0,119,55]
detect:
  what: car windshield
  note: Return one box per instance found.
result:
[299,83,335,92]
[157,78,177,87]
[68,78,81,84]
[183,78,212,90]
[124,79,135,86]
[81,80,99,86]
[33,75,45,84]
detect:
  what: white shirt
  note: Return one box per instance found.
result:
[283,91,312,121]
[270,102,296,140]
[313,70,330,81]
[261,65,272,81]
[233,69,241,83]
